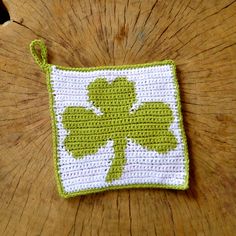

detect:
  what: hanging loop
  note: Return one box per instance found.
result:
[30,39,49,72]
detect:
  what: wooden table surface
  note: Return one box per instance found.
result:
[0,0,235,235]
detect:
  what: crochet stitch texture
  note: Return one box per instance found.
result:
[30,39,189,198]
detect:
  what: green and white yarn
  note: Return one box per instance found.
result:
[30,39,189,198]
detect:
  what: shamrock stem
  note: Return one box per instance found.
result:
[106,138,127,182]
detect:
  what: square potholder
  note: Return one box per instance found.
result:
[30,40,189,198]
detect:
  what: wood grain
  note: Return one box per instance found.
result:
[0,0,236,235]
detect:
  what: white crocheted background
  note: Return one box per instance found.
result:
[50,64,188,194]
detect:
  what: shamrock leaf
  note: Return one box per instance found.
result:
[62,77,177,182]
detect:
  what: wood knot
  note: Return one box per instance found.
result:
[115,25,129,43]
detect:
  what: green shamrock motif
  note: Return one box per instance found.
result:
[62,77,177,182]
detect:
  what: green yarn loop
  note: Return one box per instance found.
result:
[29,39,49,72]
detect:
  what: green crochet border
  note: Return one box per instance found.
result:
[43,60,189,198]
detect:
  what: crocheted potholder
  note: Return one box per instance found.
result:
[30,39,189,198]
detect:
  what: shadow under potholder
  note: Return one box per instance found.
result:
[30,39,189,198]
